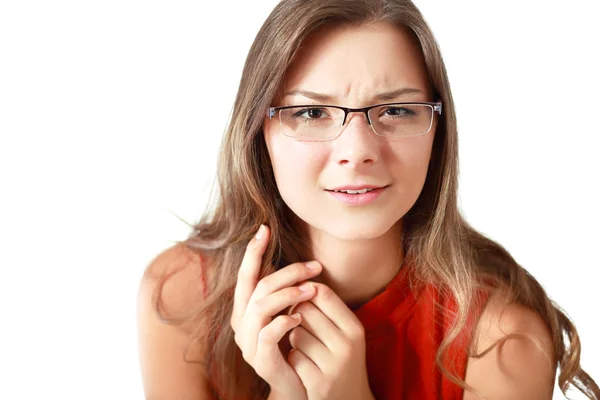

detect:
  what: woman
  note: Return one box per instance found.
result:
[138,0,599,399]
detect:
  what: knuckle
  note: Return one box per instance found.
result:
[249,298,267,316]
[276,314,294,328]
[291,263,306,278]
[338,339,357,360]
[257,328,274,343]
[254,278,272,294]
[315,282,335,300]
[281,314,295,326]
[337,346,352,362]
[254,277,269,293]
[352,323,366,339]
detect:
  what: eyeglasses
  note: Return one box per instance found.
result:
[267,101,442,142]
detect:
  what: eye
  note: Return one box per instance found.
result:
[294,108,328,119]
[382,106,414,117]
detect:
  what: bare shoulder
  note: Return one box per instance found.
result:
[463,290,555,400]
[137,243,215,400]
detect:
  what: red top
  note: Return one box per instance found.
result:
[200,253,487,399]
[353,263,487,400]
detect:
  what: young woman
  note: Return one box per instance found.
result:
[138,0,599,399]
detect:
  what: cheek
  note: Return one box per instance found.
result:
[389,134,434,188]
[265,131,327,189]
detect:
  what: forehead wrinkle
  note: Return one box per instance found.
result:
[328,75,407,106]
[278,23,431,106]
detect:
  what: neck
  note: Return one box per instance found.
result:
[307,220,405,310]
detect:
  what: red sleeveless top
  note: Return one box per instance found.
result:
[200,254,487,399]
[352,263,487,400]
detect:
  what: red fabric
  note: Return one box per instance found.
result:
[198,251,487,399]
[353,263,487,400]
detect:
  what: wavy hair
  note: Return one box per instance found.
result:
[149,0,599,399]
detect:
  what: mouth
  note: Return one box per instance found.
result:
[325,185,389,194]
[324,185,388,206]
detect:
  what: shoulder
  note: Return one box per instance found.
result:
[143,242,205,290]
[463,290,555,400]
[141,242,206,318]
[137,243,215,399]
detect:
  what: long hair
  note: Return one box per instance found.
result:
[148,0,599,399]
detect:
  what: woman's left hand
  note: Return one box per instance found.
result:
[286,282,376,400]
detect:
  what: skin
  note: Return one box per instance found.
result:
[263,22,437,310]
[232,225,375,400]
[259,22,436,399]
[137,21,555,400]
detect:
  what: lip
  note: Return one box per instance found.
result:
[325,186,387,206]
[327,184,387,191]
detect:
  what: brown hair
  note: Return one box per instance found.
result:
[149,0,600,399]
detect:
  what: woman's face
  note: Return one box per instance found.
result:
[263,23,437,241]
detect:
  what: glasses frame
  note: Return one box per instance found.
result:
[267,101,443,142]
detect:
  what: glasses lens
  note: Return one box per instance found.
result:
[369,104,434,137]
[278,106,345,141]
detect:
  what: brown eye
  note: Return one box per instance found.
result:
[307,109,323,118]
[293,108,325,119]
[383,107,414,117]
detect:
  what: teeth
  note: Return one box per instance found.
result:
[334,188,374,194]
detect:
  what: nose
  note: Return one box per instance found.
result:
[331,112,381,168]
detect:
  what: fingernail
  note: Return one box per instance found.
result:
[255,224,265,240]
[306,261,320,270]
[298,283,314,292]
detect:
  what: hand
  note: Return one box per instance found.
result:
[230,224,323,400]
[287,283,375,400]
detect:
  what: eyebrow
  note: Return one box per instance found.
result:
[283,87,424,102]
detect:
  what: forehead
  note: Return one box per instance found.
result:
[280,22,431,103]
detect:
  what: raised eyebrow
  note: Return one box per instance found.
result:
[283,87,424,102]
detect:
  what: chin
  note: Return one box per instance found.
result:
[306,214,401,242]
[280,196,405,241]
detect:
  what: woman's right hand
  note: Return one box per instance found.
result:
[230,224,322,400]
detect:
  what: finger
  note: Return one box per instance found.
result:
[237,283,316,363]
[258,313,301,345]
[255,314,304,390]
[238,282,316,355]
[289,325,331,369]
[292,300,340,350]
[307,283,363,337]
[232,224,269,331]
[288,347,321,386]
[249,283,317,321]
[249,261,322,304]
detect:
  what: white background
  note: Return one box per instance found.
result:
[1,1,598,399]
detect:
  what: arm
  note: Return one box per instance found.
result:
[463,291,555,400]
[137,244,215,400]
